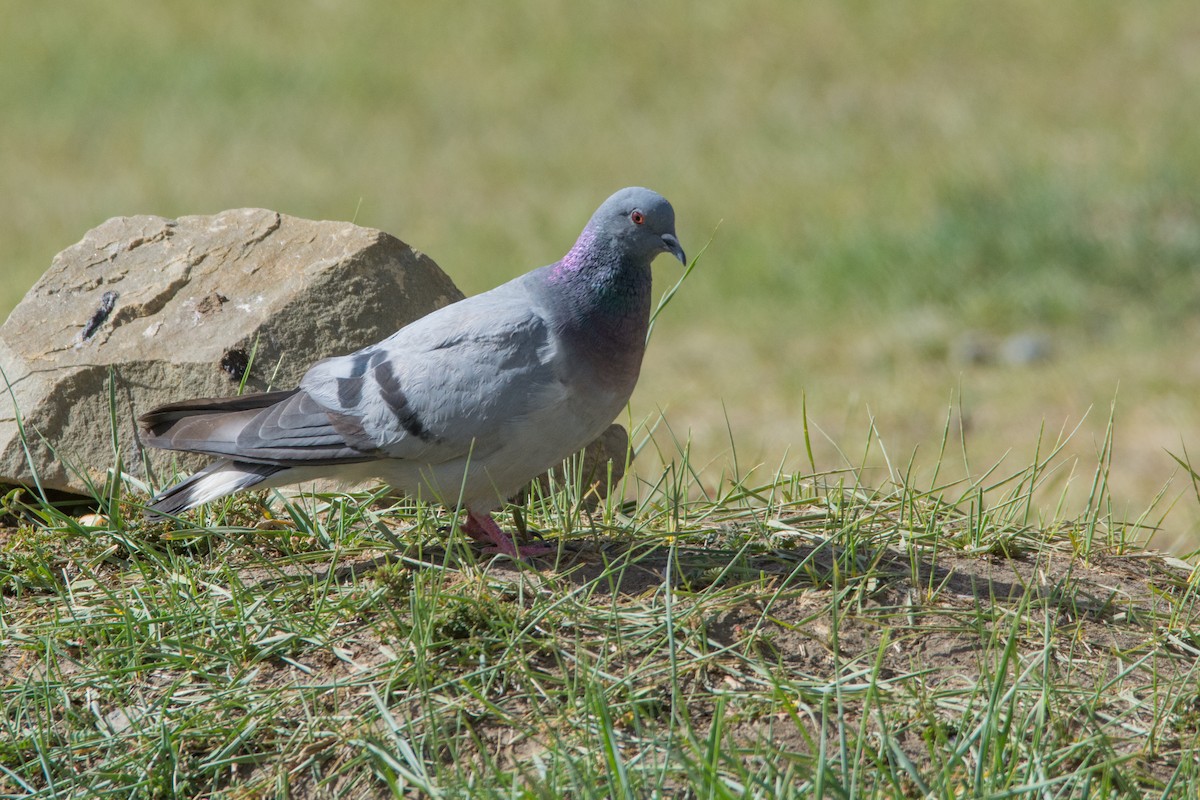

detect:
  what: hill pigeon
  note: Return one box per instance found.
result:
[140,187,685,556]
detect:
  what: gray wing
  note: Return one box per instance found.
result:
[298,285,564,464]
[142,279,565,468]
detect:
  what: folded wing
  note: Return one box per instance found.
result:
[140,288,563,470]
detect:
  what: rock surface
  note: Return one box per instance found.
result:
[530,422,629,507]
[0,209,464,497]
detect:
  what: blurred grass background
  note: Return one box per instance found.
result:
[3,1,1200,550]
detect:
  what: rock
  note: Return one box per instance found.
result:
[1000,332,1053,365]
[952,330,1055,367]
[0,209,463,497]
[530,423,629,507]
[952,332,994,365]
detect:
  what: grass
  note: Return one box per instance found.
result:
[2,410,1199,798]
[4,11,1200,789]
[4,2,1200,548]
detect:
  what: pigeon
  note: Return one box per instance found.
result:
[140,187,686,556]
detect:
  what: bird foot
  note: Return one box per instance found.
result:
[464,512,553,558]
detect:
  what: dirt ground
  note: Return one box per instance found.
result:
[2,514,1197,796]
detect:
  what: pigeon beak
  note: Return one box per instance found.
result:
[661,233,686,265]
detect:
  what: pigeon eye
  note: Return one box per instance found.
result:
[630,210,645,225]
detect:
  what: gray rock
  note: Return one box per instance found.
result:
[530,423,629,507]
[1001,332,1053,365]
[0,208,463,498]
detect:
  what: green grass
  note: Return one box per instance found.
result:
[4,6,1200,795]
[5,8,1200,788]
[2,412,1198,798]
[7,3,1200,322]
[5,2,1200,548]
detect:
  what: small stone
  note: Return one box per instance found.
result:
[1001,332,1053,365]
[531,423,629,505]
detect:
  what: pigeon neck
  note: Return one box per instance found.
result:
[551,226,650,317]
[547,225,652,377]
[554,225,604,278]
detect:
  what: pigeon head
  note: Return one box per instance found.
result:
[586,186,686,267]
[545,187,685,348]
[536,188,684,379]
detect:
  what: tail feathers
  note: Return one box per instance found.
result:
[139,390,299,457]
[147,460,285,517]
[139,390,299,436]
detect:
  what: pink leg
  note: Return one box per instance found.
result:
[462,511,553,558]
